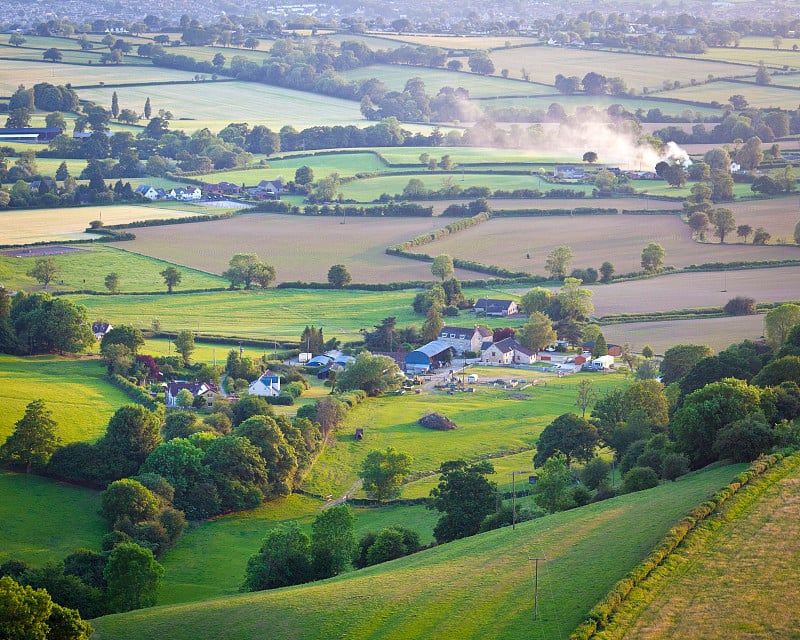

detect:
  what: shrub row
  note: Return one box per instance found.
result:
[492,207,616,217]
[108,374,159,411]
[682,259,800,272]
[621,209,683,215]
[389,212,492,252]
[265,395,294,406]
[98,212,235,231]
[570,454,784,639]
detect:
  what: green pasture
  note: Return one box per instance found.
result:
[0,45,148,67]
[67,286,521,342]
[375,146,565,165]
[0,471,105,565]
[666,80,800,108]
[0,243,225,292]
[76,81,365,132]
[324,33,407,50]
[157,494,440,604]
[487,46,751,93]
[0,354,131,445]
[91,463,744,640]
[339,65,555,98]
[692,39,800,68]
[304,372,628,497]
[0,59,203,95]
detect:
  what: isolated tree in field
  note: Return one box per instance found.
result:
[752,227,771,245]
[517,312,556,352]
[143,97,152,120]
[327,264,351,288]
[244,522,313,591]
[431,254,454,281]
[545,245,574,280]
[103,543,164,612]
[360,447,413,501]
[736,224,753,243]
[104,272,120,293]
[160,266,181,293]
[174,329,195,364]
[534,413,599,468]
[294,165,314,186]
[0,399,60,473]
[713,208,736,243]
[755,62,771,85]
[724,296,756,316]
[429,460,497,543]
[111,91,119,118]
[640,242,666,273]
[467,51,494,74]
[212,52,225,68]
[765,304,800,348]
[599,261,615,283]
[8,33,26,46]
[582,151,598,164]
[575,379,598,417]
[42,48,62,62]
[27,257,58,289]
[311,504,357,579]
[249,262,276,289]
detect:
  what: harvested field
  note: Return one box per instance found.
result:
[0,245,89,258]
[727,196,800,240]
[421,214,800,275]
[425,197,682,215]
[373,34,542,49]
[109,213,484,283]
[0,204,219,245]
[591,266,800,315]
[602,315,766,355]
[667,80,800,109]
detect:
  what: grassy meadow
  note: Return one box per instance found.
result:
[90,463,745,640]
[0,471,105,565]
[667,79,800,108]
[0,244,225,293]
[0,354,131,444]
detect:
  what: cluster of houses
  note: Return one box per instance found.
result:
[134,185,203,201]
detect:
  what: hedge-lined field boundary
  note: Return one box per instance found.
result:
[570,453,790,639]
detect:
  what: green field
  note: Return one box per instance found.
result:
[90,463,744,640]
[0,244,225,293]
[157,495,441,604]
[76,81,366,132]
[0,471,105,565]
[0,354,132,445]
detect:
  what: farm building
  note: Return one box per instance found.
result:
[588,355,615,370]
[438,325,492,355]
[0,127,62,143]
[248,372,281,397]
[306,355,333,367]
[91,321,113,341]
[553,165,586,180]
[405,340,454,374]
[481,338,536,365]
[474,298,519,316]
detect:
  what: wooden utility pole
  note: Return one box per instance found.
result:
[528,556,545,620]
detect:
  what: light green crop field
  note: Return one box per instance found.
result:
[0,45,149,66]
[666,80,800,108]
[0,204,229,246]
[0,354,131,444]
[305,372,628,497]
[688,40,800,68]
[102,213,487,285]
[76,81,365,132]
[487,47,751,92]
[0,59,201,95]
[323,33,407,50]
[90,464,744,640]
[0,471,105,565]
[67,284,522,342]
[157,494,441,604]
[0,243,225,293]
[420,213,800,277]
[339,64,555,97]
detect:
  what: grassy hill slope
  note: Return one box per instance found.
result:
[91,464,743,640]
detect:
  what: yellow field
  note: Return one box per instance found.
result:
[373,33,542,50]
[0,204,215,245]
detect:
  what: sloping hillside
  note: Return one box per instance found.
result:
[91,465,742,640]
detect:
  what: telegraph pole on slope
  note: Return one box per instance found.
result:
[511,470,532,530]
[528,556,546,620]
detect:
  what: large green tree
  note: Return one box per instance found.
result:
[327,264,352,288]
[532,454,574,513]
[545,245,573,280]
[557,277,594,321]
[336,352,404,396]
[517,312,556,352]
[27,258,58,289]
[534,413,599,468]
[428,460,497,543]
[311,504,357,579]
[660,344,714,385]
[159,266,181,293]
[360,447,413,501]
[100,404,162,480]
[764,304,800,348]
[174,329,195,364]
[100,325,144,355]
[431,254,454,281]
[234,416,299,498]
[0,399,60,472]
[519,287,553,315]
[103,543,164,612]
[712,208,736,243]
[243,522,313,591]
[640,242,666,273]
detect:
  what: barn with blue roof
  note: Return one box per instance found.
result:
[405,340,454,374]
